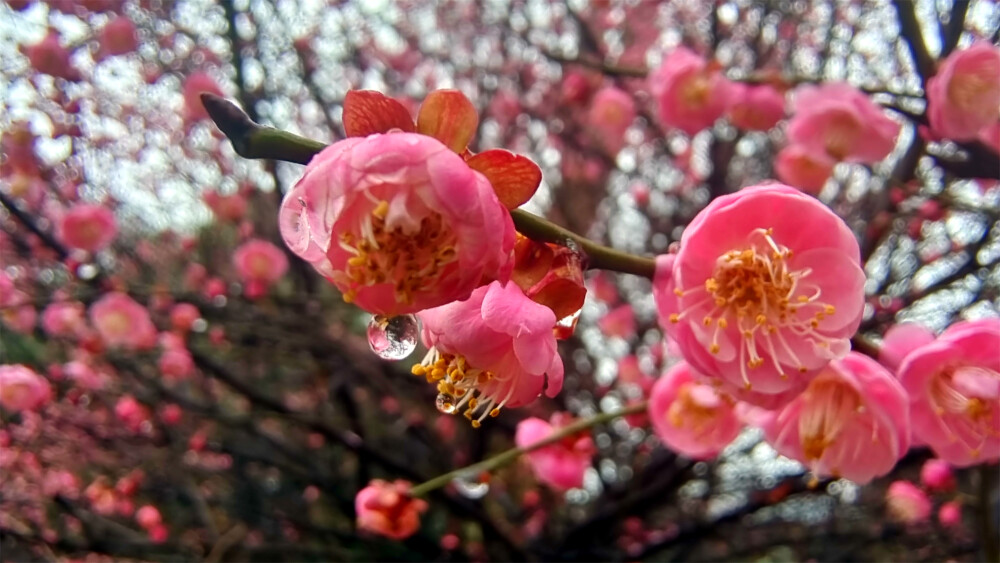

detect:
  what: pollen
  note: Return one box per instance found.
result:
[413,347,517,427]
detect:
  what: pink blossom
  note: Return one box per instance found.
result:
[203,190,247,222]
[920,458,956,493]
[355,479,427,540]
[0,365,52,413]
[0,290,37,334]
[587,86,636,154]
[787,83,900,163]
[233,239,289,295]
[938,500,963,528]
[760,353,910,483]
[21,31,81,81]
[774,144,835,195]
[114,395,150,433]
[415,281,563,426]
[280,133,515,316]
[89,292,157,350]
[4,173,46,210]
[64,361,106,391]
[727,83,786,131]
[136,505,162,529]
[879,322,936,373]
[159,348,194,380]
[42,469,80,498]
[515,414,596,490]
[41,301,86,337]
[899,318,1000,467]
[598,304,637,340]
[98,16,138,59]
[927,43,1000,141]
[653,183,865,400]
[886,480,931,524]
[169,303,200,333]
[649,48,732,135]
[58,204,118,253]
[648,362,742,459]
[182,72,224,122]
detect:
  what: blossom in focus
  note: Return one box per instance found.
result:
[21,30,80,81]
[355,479,427,540]
[899,318,1000,467]
[653,183,865,401]
[182,71,224,122]
[759,353,910,483]
[515,414,596,490]
[879,322,935,373]
[649,47,731,135]
[774,144,835,195]
[587,86,636,154]
[509,234,587,338]
[415,281,563,426]
[927,43,1000,141]
[280,133,515,316]
[920,459,956,493]
[41,300,87,338]
[886,480,932,524]
[727,83,786,131]
[59,204,118,253]
[648,361,742,459]
[89,292,157,350]
[233,239,289,298]
[0,364,52,413]
[787,83,900,163]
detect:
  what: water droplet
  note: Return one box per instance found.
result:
[367,314,418,360]
[77,263,98,280]
[435,393,456,414]
[451,472,489,499]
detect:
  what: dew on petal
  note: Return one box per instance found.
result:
[435,393,457,414]
[367,314,418,360]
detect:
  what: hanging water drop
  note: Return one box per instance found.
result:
[451,471,490,499]
[435,393,457,414]
[367,314,418,360]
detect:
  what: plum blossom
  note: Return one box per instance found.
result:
[759,353,910,483]
[41,301,87,337]
[169,303,201,333]
[787,83,900,163]
[233,239,289,298]
[115,395,151,433]
[0,365,52,413]
[598,304,637,340]
[58,204,118,253]
[653,183,865,400]
[182,72,224,121]
[727,83,786,131]
[98,16,138,59]
[920,459,955,493]
[938,501,963,528]
[355,479,427,540]
[414,281,563,426]
[587,86,636,154]
[899,318,1000,467]
[927,43,1000,141]
[89,292,157,350]
[774,144,835,195]
[515,414,596,490]
[649,47,732,135]
[21,30,80,81]
[280,133,515,316]
[885,480,932,524]
[879,322,935,373]
[648,362,742,459]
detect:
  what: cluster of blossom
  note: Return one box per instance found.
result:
[885,459,964,530]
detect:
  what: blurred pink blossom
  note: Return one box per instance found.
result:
[159,348,194,380]
[114,395,150,433]
[233,239,288,297]
[58,204,118,253]
[886,480,931,524]
[787,83,900,163]
[648,361,742,459]
[169,303,200,333]
[0,364,52,413]
[136,505,163,529]
[649,47,731,135]
[927,43,1000,141]
[355,479,427,540]
[98,16,138,59]
[587,86,636,154]
[41,301,87,338]
[759,353,910,483]
[22,31,81,81]
[774,144,835,195]
[879,322,936,373]
[938,500,963,528]
[598,304,637,340]
[900,318,1000,467]
[920,458,956,493]
[416,281,563,426]
[653,183,864,402]
[515,414,595,490]
[182,72,224,122]
[89,292,157,350]
[280,133,514,316]
[727,83,786,131]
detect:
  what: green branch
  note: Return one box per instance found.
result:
[409,401,647,498]
[202,93,657,279]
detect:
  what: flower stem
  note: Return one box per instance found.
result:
[202,93,658,279]
[408,401,647,498]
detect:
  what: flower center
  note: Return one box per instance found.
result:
[948,70,1000,115]
[681,73,712,108]
[823,112,862,160]
[666,382,729,435]
[337,200,458,306]
[669,228,838,387]
[411,347,512,427]
[929,365,1000,458]
[798,376,861,461]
